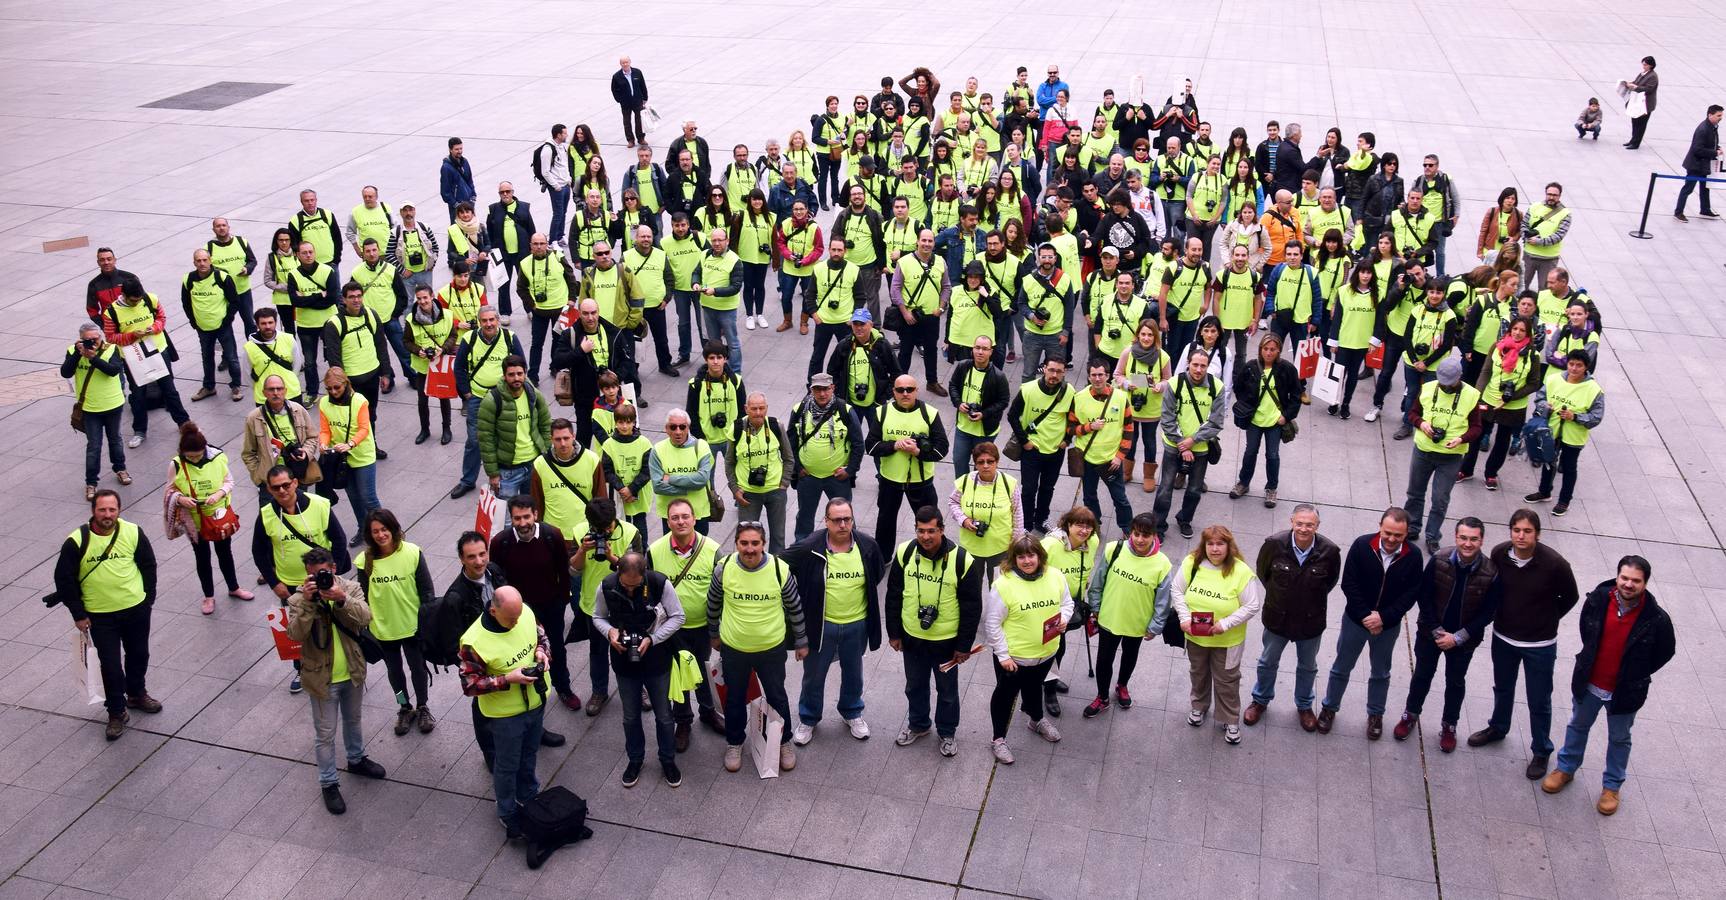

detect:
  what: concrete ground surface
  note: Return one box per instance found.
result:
[1,1,1724,898]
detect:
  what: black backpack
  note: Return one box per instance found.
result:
[521,786,592,869]
[419,587,483,668]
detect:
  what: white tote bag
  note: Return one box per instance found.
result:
[744,696,783,779]
[72,632,102,705]
[1310,357,1346,407]
[121,342,170,386]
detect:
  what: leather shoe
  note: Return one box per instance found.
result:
[448,482,474,500]
[126,693,163,714]
[1541,770,1573,794]
[1366,715,1383,741]
[346,756,386,779]
[700,709,726,734]
[1596,788,1620,816]
[675,722,691,753]
[1242,701,1265,726]
[1466,726,1506,748]
[1392,712,1418,741]
[540,729,566,747]
[1525,755,1549,780]
[322,784,346,815]
[1298,709,1318,732]
[1315,708,1335,734]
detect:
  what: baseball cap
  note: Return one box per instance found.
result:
[851,308,873,323]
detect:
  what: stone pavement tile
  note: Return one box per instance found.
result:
[0,715,78,789]
[1202,779,1263,856]
[1012,820,1086,900]
[1259,785,1319,865]
[737,773,817,852]
[788,783,866,863]
[1089,765,1155,838]
[0,876,54,900]
[1661,845,1726,900]
[901,801,977,884]
[159,829,274,899]
[16,799,137,886]
[1366,737,1430,810]
[1255,856,1317,900]
[841,793,923,875]
[765,856,846,900]
[223,838,322,900]
[1371,800,1437,884]
[972,746,1051,819]
[1631,774,1718,853]
[923,737,994,811]
[48,727,166,802]
[578,827,680,900]
[707,846,793,900]
[55,809,188,897]
[1075,827,1144,898]
[1317,791,1376,875]
[1142,770,1207,850]
[959,811,1030,894]
[286,851,376,898]
[645,837,732,900]
[1601,836,1679,900]
[0,786,95,879]
[832,867,951,900]
[1480,816,1558,899]
[685,771,767,846]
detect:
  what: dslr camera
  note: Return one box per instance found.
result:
[79,337,98,350]
[406,249,425,268]
[1499,380,1516,398]
[748,466,768,488]
[1428,425,1448,441]
[588,531,610,559]
[520,663,544,679]
[618,632,645,664]
[709,410,728,428]
[313,570,335,591]
[854,383,869,403]
[972,519,991,538]
[916,604,939,629]
[1107,327,1122,340]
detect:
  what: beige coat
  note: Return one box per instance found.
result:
[240,400,321,486]
[285,574,371,700]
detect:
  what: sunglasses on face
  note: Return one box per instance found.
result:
[667,423,688,431]
[893,386,916,394]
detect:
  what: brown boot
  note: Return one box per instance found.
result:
[799,312,811,335]
[1122,459,1135,482]
[776,314,793,332]
[927,381,949,397]
[1142,461,1158,493]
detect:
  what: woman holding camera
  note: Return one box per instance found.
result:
[1039,506,1099,717]
[404,286,455,445]
[1171,524,1263,745]
[357,508,436,735]
[947,442,1021,573]
[983,533,1074,764]
[1114,319,1170,493]
[317,367,380,548]
[166,421,251,615]
[1459,316,1543,488]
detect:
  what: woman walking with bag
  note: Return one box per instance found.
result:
[166,421,250,615]
[983,534,1074,763]
[357,508,437,735]
[1229,333,1301,508]
[1172,524,1263,744]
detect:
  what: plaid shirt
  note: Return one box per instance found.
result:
[458,618,551,696]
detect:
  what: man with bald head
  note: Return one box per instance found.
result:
[866,375,948,550]
[460,582,552,838]
[181,247,243,402]
[206,216,257,329]
[516,232,579,382]
[612,57,649,149]
[728,392,794,552]
[624,224,680,377]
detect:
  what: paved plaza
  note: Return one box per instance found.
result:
[1,1,1725,897]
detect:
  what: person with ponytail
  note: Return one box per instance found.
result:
[165,421,251,615]
[982,533,1074,764]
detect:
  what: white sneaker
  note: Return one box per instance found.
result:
[895,725,930,746]
[846,718,870,740]
[938,736,957,757]
[990,738,1015,764]
[756,314,770,329]
[1187,708,1205,727]
[1027,717,1061,742]
[1225,724,1242,745]
[791,722,813,745]
[126,434,145,449]
[745,315,757,331]
[1363,407,1381,423]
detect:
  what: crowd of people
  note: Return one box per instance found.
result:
[52,57,1696,841]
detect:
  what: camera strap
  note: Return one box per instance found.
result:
[540,449,592,505]
[1021,384,1069,435]
[74,526,121,585]
[666,538,706,588]
[251,339,293,380]
[797,401,842,446]
[273,500,324,551]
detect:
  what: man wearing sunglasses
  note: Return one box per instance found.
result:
[866,375,948,552]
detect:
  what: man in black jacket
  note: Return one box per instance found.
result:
[1245,504,1340,732]
[442,531,565,770]
[1318,507,1425,740]
[787,374,865,540]
[1469,509,1579,779]
[593,553,685,788]
[884,506,983,758]
[1542,555,1675,816]
[664,122,712,183]
[611,57,648,149]
[485,183,535,316]
[947,336,1010,479]
[827,310,901,416]
[783,498,886,746]
[1674,104,1722,221]
[1391,517,1502,753]
[550,299,620,447]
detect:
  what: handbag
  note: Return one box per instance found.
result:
[318,449,350,491]
[707,485,726,522]
[1280,419,1299,443]
[1005,387,1070,462]
[68,352,98,433]
[330,609,386,665]
[1066,427,1100,477]
[176,460,241,542]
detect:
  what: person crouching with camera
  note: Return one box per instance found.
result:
[594,552,686,789]
[285,547,386,815]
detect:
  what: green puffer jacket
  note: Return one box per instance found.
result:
[477,383,552,476]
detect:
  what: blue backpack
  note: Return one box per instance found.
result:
[1519,416,1556,467]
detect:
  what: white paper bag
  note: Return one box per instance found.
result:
[474,485,504,536]
[745,696,783,779]
[1311,357,1345,406]
[73,632,102,705]
[121,342,170,385]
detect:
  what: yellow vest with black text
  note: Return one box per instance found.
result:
[1412,381,1480,455]
[652,437,713,520]
[183,270,232,331]
[896,541,972,640]
[350,261,399,321]
[1166,375,1219,453]
[1096,542,1172,637]
[464,604,549,718]
[261,494,333,587]
[70,519,146,614]
[995,568,1065,660]
[1182,560,1254,648]
[956,474,1016,558]
[874,401,936,483]
[718,555,789,653]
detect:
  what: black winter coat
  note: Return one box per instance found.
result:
[780,531,887,654]
[1256,531,1341,641]
[1571,581,1675,714]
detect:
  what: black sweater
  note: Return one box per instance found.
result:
[54,523,158,620]
[1338,533,1424,628]
[1486,542,1579,644]
[883,537,984,649]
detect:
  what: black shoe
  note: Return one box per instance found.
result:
[1178,521,1194,538]
[1327,404,1339,417]
[1552,502,1569,517]
[348,533,364,548]
[1466,726,1506,747]
[699,708,726,734]
[622,760,642,788]
[322,784,346,815]
[381,380,394,395]
[415,430,431,445]
[1676,213,1690,223]
[540,729,566,747]
[1043,683,1062,718]
[664,762,683,787]
[637,396,650,409]
[1339,406,1351,420]
[1525,755,1549,780]
[658,366,680,378]
[440,426,453,445]
[504,820,525,841]
[376,448,388,460]
[449,482,475,500]
[672,355,690,368]
[347,756,386,779]
[1053,679,1069,694]
[1702,211,1721,219]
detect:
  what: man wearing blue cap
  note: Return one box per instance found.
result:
[827,309,901,418]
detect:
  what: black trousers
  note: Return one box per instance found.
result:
[1095,630,1144,699]
[874,476,937,553]
[297,332,324,398]
[380,636,430,708]
[350,370,381,427]
[1627,113,1650,148]
[642,305,673,370]
[895,315,941,382]
[87,603,152,717]
[417,386,452,433]
[191,537,239,597]
[1405,636,1478,724]
[673,626,717,724]
[621,106,644,145]
[530,600,574,697]
[528,312,557,381]
[1019,447,1065,532]
[990,655,1055,738]
[720,646,792,746]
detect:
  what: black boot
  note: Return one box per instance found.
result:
[1043,682,1062,718]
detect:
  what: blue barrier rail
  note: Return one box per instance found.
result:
[1630,171,1726,239]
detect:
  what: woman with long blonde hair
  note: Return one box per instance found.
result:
[1172,524,1263,745]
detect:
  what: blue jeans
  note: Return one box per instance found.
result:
[341,463,381,532]
[1238,423,1282,490]
[547,185,571,244]
[902,637,960,737]
[794,472,852,539]
[381,318,414,377]
[951,428,997,480]
[82,407,126,486]
[1020,332,1064,380]
[460,395,483,487]
[777,272,810,317]
[672,290,703,359]
[737,487,788,553]
[700,307,742,373]
[1081,460,1134,536]
[1556,688,1636,790]
[308,679,366,786]
[1489,638,1559,756]
[498,462,532,499]
[1322,616,1400,717]
[488,705,544,824]
[617,668,675,765]
[798,619,867,726]
[1252,629,1322,711]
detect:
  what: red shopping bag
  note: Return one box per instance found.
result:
[710,660,762,708]
[424,355,458,399]
[1364,344,1385,370]
[265,606,302,662]
[474,486,504,537]
[1294,336,1322,378]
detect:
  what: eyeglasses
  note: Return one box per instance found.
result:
[893,386,916,394]
[828,516,853,524]
[1423,162,1437,168]
[666,423,689,430]
[595,251,611,256]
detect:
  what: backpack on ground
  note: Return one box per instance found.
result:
[521,786,592,869]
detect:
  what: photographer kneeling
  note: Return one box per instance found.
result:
[285,547,386,815]
[593,552,686,789]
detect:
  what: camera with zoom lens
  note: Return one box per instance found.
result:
[407,251,425,268]
[618,632,644,664]
[916,604,939,629]
[709,411,727,428]
[521,664,544,679]
[80,337,97,350]
[532,291,548,305]
[854,383,869,402]
[1131,392,1147,410]
[313,570,335,591]
[1428,426,1448,441]
[1107,328,1122,340]
[1176,456,1194,476]
[1499,380,1515,397]
[912,434,932,454]
[421,346,438,359]
[973,520,991,538]
[588,532,609,559]
[748,466,768,487]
